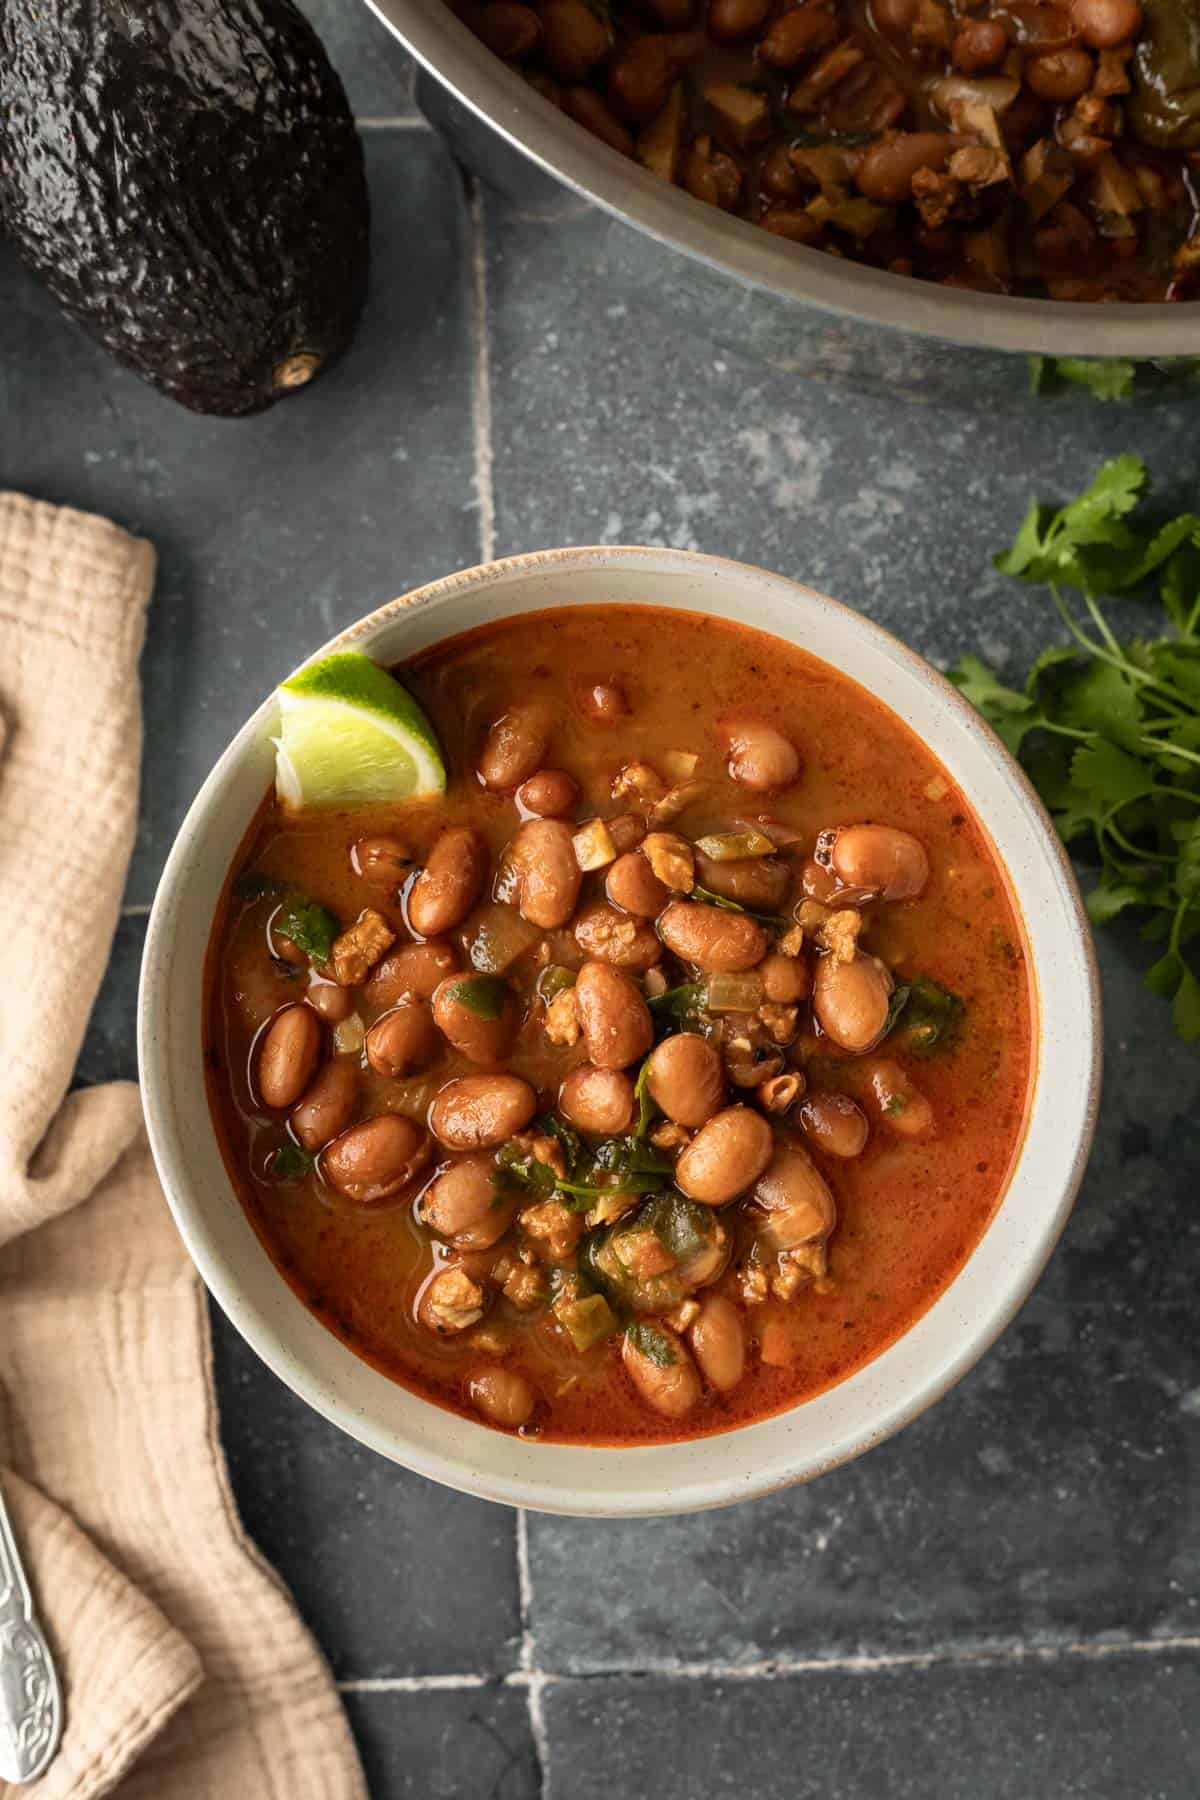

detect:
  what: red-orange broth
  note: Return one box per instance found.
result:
[205,605,1035,1445]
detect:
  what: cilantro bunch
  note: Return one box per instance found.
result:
[950,455,1200,1043]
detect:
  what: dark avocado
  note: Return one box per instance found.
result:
[0,0,370,415]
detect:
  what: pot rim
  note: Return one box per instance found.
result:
[362,0,1200,359]
[138,545,1101,1514]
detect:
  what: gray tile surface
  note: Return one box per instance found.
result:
[540,1652,1200,1799]
[211,1312,522,1680]
[8,1,1199,1791]
[343,1687,538,1798]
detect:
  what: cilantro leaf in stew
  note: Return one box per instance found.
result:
[451,0,1200,301]
[206,607,1034,1444]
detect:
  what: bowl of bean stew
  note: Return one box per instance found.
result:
[366,0,1200,358]
[139,548,1100,1513]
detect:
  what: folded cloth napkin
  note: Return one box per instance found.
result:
[0,494,367,1800]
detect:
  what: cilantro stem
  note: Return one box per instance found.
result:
[1139,737,1200,770]
[1051,586,1196,717]
[1102,817,1167,863]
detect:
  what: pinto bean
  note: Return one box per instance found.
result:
[574,961,654,1069]
[539,0,611,80]
[799,1090,869,1158]
[291,1057,360,1151]
[951,17,1008,68]
[408,828,488,936]
[430,1074,538,1149]
[694,851,790,910]
[351,834,413,888]
[321,1114,431,1204]
[479,704,550,791]
[432,975,520,1063]
[722,719,800,792]
[563,85,636,154]
[468,1365,538,1429]
[759,950,810,1004]
[829,824,929,900]
[559,1064,636,1134]
[675,1105,773,1204]
[758,3,838,66]
[366,940,462,1008]
[517,768,580,818]
[645,1032,725,1128]
[622,1323,702,1418]
[578,679,630,722]
[857,132,954,203]
[307,978,356,1023]
[753,1138,836,1248]
[813,951,893,1053]
[423,1153,516,1247]
[608,36,678,122]
[1025,45,1093,97]
[689,1293,745,1392]
[606,850,670,918]
[573,900,663,971]
[257,1004,322,1109]
[872,0,918,32]
[365,1002,441,1078]
[709,0,770,42]
[658,901,768,972]
[466,0,542,58]
[509,818,583,928]
[1071,0,1140,45]
[868,1058,934,1138]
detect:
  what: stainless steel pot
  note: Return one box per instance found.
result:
[364,0,1200,367]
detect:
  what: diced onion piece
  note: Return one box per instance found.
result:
[695,829,777,861]
[466,904,541,973]
[663,749,700,782]
[650,780,707,826]
[557,1293,618,1351]
[738,816,805,848]
[333,1014,365,1055]
[930,74,1019,117]
[705,971,765,1013]
[924,776,950,802]
[573,818,618,872]
[537,963,577,1001]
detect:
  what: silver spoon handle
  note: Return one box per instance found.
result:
[0,1482,63,1783]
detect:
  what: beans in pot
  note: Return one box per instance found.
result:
[606,849,671,917]
[453,0,1200,300]
[366,939,461,1007]
[423,1154,518,1247]
[517,767,580,817]
[508,817,583,927]
[645,1032,725,1127]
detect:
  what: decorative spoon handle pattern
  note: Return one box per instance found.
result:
[0,1485,62,1783]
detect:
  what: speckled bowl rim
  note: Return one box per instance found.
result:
[138,547,1101,1516]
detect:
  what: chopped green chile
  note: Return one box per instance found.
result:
[694,829,777,861]
[1131,0,1200,146]
[206,603,1033,1446]
[272,894,339,962]
[625,1320,678,1368]
[443,974,509,1019]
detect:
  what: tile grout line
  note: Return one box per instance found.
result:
[466,174,497,568]
[335,1630,1200,1694]
[516,1506,551,1800]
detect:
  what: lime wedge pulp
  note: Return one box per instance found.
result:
[273,650,446,810]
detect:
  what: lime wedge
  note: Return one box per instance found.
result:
[273,650,446,809]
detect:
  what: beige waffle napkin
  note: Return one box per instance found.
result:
[0,494,367,1800]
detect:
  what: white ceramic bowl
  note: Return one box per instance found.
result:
[138,548,1101,1516]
